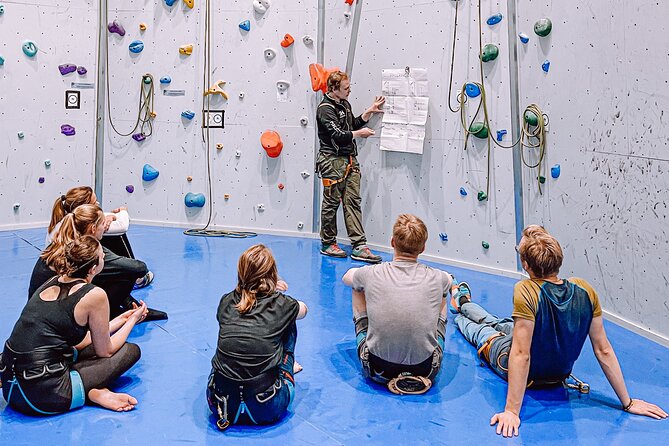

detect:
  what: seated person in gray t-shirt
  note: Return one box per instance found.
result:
[342,214,455,394]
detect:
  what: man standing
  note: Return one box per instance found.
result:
[316,71,385,263]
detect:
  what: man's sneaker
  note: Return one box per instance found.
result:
[133,271,154,290]
[449,281,472,314]
[320,243,347,258]
[350,245,382,264]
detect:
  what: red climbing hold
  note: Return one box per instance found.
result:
[345,0,354,5]
[280,34,295,48]
[261,130,283,158]
[309,63,340,93]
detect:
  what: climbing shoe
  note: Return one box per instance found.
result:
[449,281,472,314]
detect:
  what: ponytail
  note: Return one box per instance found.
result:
[48,186,94,233]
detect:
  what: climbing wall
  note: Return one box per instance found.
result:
[0,0,98,228]
[324,0,518,273]
[517,1,669,339]
[102,0,318,234]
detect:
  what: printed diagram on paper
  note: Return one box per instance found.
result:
[380,68,429,154]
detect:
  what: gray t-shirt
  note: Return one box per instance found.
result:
[352,260,453,365]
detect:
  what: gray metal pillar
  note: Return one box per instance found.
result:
[312,0,326,234]
[94,0,108,202]
[345,0,364,77]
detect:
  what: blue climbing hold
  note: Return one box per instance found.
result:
[239,20,251,31]
[129,40,144,54]
[142,164,159,181]
[181,110,195,120]
[486,13,503,26]
[551,164,561,179]
[496,129,507,141]
[164,0,177,6]
[465,83,481,98]
[0,55,5,66]
[542,60,550,73]
[459,187,468,196]
[185,192,206,208]
[439,232,449,242]
[519,33,529,44]
[160,76,172,84]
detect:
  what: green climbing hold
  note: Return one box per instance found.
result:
[469,121,489,139]
[482,241,490,249]
[538,175,546,184]
[524,110,539,126]
[477,191,488,201]
[143,75,152,84]
[534,18,552,37]
[480,44,499,62]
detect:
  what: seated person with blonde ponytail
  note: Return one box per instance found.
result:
[207,244,308,431]
[29,204,167,321]
[1,236,146,415]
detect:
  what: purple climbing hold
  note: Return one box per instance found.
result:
[60,124,75,136]
[126,185,135,193]
[77,66,87,75]
[108,20,126,36]
[542,60,550,73]
[58,64,77,75]
[38,177,45,184]
[132,133,146,142]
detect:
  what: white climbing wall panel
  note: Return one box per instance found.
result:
[0,0,97,228]
[517,1,669,338]
[324,0,518,273]
[102,0,318,234]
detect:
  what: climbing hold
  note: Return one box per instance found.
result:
[439,233,449,242]
[459,187,467,196]
[59,64,77,75]
[524,110,539,126]
[164,0,177,6]
[0,4,4,14]
[160,76,171,84]
[263,48,276,60]
[302,35,314,45]
[253,0,271,14]
[77,66,87,75]
[538,175,546,184]
[13,203,20,211]
[17,131,25,139]
[480,44,499,62]
[551,164,561,179]
[276,80,290,93]
[139,23,147,32]
[345,0,354,5]
[239,20,251,31]
[278,183,284,190]
[235,150,241,157]
[142,74,152,85]
[132,133,146,142]
[496,129,507,141]
[465,83,481,98]
[309,63,340,93]
[542,60,550,73]
[60,124,76,136]
[280,34,295,48]
[181,110,196,120]
[150,111,157,119]
[44,159,51,167]
[469,121,489,139]
[238,91,245,100]
[186,176,193,182]
[107,20,126,36]
[179,44,193,55]
[129,40,144,54]
[125,185,135,193]
[142,164,159,181]
[297,222,304,229]
[486,13,503,26]
[301,170,311,178]
[183,0,194,8]
[300,116,309,126]
[482,241,490,249]
[257,203,265,211]
[38,177,45,184]
[518,33,529,44]
[261,130,283,158]
[224,194,230,200]
[477,191,488,201]
[534,18,552,37]
[0,55,4,66]
[185,192,206,208]
[204,80,228,99]
[22,40,38,57]
[216,143,223,150]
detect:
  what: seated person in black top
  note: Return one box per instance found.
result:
[207,244,308,430]
[29,204,167,321]
[1,236,147,415]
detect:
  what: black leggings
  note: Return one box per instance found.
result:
[100,234,135,259]
[74,343,141,395]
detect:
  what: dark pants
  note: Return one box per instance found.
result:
[101,234,135,259]
[354,315,446,384]
[317,152,367,247]
[207,323,297,428]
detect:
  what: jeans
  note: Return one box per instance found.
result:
[455,302,513,380]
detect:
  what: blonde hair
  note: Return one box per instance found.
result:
[61,235,101,278]
[42,204,105,273]
[327,71,349,93]
[48,186,95,233]
[392,214,428,256]
[518,224,563,277]
[235,244,278,314]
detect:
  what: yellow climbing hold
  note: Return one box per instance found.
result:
[179,44,193,56]
[204,80,229,100]
[139,23,147,31]
[183,0,194,8]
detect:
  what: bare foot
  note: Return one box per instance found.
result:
[88,388,138,412]
[293,361,303,374]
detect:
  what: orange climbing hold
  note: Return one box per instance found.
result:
[309,63,340,93]
[261,130,283,158]
[280,34,295,48]
[345,0,354,5]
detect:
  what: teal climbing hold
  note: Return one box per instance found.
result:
[477,191,488,201]
[524,110,539,126]
[469,122,489,139]
[239,20,251,31]
[538,175,546,184]
[465,83,481,98]
[22,40,38,57]
[482,241,490,249]
[480,44,499,62]
[185,192,206,208]
[142,164,159,181]
[0,55,5,66]
[0,4,5,15]
[534,18,552,37]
